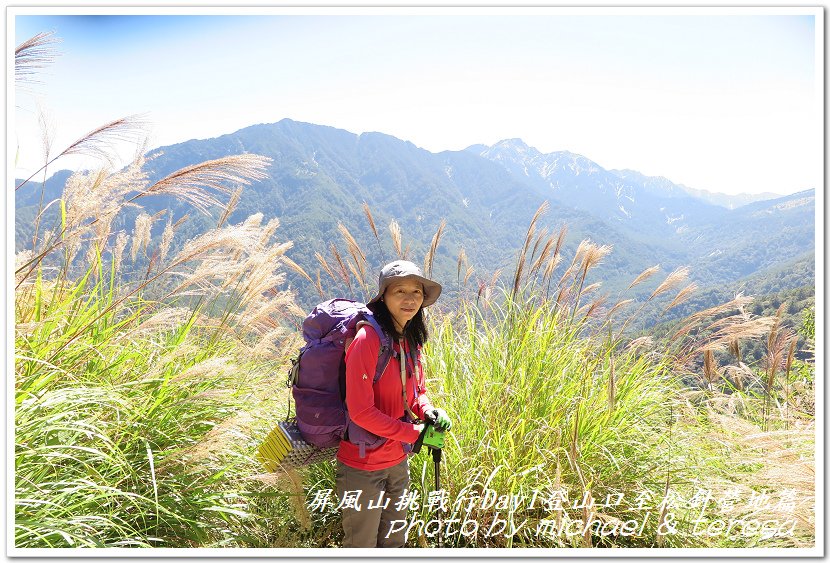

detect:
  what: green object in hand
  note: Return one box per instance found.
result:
[422,424,446,449]
[430,408,452,431]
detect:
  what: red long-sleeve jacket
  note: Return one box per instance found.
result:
[336,325,434,470]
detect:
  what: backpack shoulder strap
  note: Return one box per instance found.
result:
[354,318,393,383]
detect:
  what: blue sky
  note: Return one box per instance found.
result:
[12,8,820,196]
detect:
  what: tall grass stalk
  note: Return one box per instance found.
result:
[15,34,303,545]
[16,32,813,549]
[408,290,692,547]
[16,209,304,547]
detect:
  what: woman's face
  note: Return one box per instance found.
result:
[383,278,425,331]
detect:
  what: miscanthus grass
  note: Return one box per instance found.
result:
[14,210,312,548]
[13,188,315,547]
[16,33,812,550]
[408,293,813,548]
[411,292,679,547]
[281,201,813,549]
[314,212,815,549]
[14,31,310,547]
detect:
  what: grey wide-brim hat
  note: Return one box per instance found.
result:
[367,260,442,308]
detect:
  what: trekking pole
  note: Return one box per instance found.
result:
[432,445,443,548]
[413,413,447,548]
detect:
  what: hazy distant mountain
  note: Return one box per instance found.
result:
[610,169,782,210]
[469,137,813,291]
[680,189,816,286]
[467,139,731,244]
[15,119,815,314]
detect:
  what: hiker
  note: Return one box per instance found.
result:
[336,260,452,548]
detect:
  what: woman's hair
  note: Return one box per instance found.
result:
[367,299,428,347]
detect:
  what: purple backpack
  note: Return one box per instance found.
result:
[288,299,394,458]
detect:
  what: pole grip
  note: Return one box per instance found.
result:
[412,421,430,454]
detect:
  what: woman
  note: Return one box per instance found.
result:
[336,260,452,548]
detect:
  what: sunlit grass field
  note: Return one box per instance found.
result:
[13,31,815,551]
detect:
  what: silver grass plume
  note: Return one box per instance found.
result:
[662,282,698,314]
[283,256,313,285]
[170,218,266,268]
[15,251,34,286]
[315,251,337,282]
[130,212,154,262]
[389,220,403,259]
[648,266,689,301]
[529,235,555,279]
[217,186,244,229]
[628,265,660,290]
[338,223,366,263]
[512,201,549,297]
[456,247,467,284]
[529,226,550,267]
[15,31,60,88]
[672,294,755,340]
[424,219,446,278]
[60,115,149,168]
[159,217,176,263]
[138,154,270,216]
[112,232,129,275]
[329,243,351,289]
[606,299,634,320]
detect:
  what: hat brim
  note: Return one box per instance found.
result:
[367,274,442,308]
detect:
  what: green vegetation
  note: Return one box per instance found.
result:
[412,292,815,547]
[14,34,301,547]
[17,119,815,314]
[295,204,815,548]
[13,152,307,547]
[14,31,814,551]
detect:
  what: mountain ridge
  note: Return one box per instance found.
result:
[15,118,815,312]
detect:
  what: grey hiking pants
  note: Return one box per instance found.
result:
[335,458,410,548]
